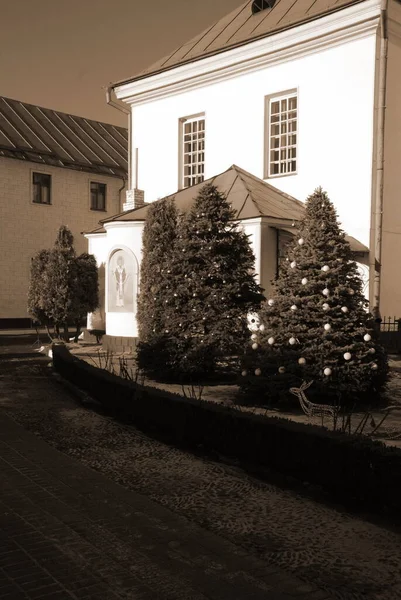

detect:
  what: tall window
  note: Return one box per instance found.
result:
[32,172,51,204]
[181,115,205,188]
[266,92,297,178]
[90,182,106,211]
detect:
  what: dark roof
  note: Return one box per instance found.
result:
[0,96,128,178]
[86,164,368,254]
[113,0,362,88]
[99,164,305,225]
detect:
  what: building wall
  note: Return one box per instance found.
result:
[131,34,377,248]
[0,157,124,321]
[381,5,401,317]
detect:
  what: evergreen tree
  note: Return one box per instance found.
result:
[241,188,388,405]
[136,197,178,373]
[69,253,99,342]
[28,249,52,331]
[163,183,264,378]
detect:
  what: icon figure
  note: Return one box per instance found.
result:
[114,255,127,307]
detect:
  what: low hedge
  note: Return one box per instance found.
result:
[52,344,401,520]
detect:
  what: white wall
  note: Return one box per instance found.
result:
[132,34,377,247]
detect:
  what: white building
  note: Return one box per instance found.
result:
[86,0,401,350]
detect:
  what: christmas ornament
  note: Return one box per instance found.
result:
[165,330,169,334]
[344,352,351,361]
[290,304,297,311]
[322,288,329,296]
[364,333,372,342]
[324,367,332,376]
[341,306,348,313]
[252,343,258,350]
[349,289,355,295]
[268,299,275,306]
[278,366,286,374]
[290,261,297,268]
[322,303,329,311]
[301,278,308,285]
[370,348,376,354]
[259,324,265,332]
[251,334,258,341]
[324,323,331,331]
[289,337,296,345]
[268,337,275,345]
[371,363,378,370]
[241,370,247,376]
[255,368,262,376]
[298,357,306,365]
[321,265,330,272]
[298,238,304,245]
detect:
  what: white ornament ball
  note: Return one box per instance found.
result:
[344,352,352,361]
[251,333,258,341]
[324,367,332,376]
[301,278,308,285]
[252,343,258,350]
[322,303,330,311]
[290,304,297,311]
[290,261,297,269]
[371,363,378,370]
[322,288,329,296]
[268,337,275,345]
[341,306,348,313]
[289,337,296,345]
[255,368,262,376]
[278,366,286,374]
[298,357,306,365]
[321,265,330,272]
[268,299,275,306]
[324,323,331,332]
[298,238,304,245]
[364,334,372,342]
[370,348,376,354]
[259,324,265,332]
[349,289,355,295]
[241,370,247,377]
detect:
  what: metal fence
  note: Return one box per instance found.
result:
[379,316,401,353]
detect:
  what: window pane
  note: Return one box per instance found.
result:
[268,93,297,178]
[271,101,279,113]
[181,116,205,188]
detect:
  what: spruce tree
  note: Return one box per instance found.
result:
[69,253,99,342]
[164,183,264,379]
[136,197,178,373]
[28,249,52,330]
[241,188,388,405]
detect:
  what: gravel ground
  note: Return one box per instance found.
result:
[1,336,401,600]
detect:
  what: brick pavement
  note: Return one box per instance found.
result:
[0,407,332,600]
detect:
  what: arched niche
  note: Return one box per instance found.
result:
[107,247,137,313]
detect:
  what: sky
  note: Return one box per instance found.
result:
[0,0,243,127]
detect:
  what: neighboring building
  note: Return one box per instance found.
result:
[0,96,128,327]
[87,0,401,348]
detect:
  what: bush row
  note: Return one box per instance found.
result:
[53,343,401,521]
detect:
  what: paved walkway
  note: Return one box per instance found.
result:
[0,334,332,600]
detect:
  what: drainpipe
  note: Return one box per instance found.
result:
[371,0,388,320]
[105,85,132,190]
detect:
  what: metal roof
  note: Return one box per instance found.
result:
[86,164,368,254]
[0,96,128,178]
[113,0,363,88]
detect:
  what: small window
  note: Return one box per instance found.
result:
[90,182,106,211]
[266,92,297,178]
[180,115,205,189]
[32,172,51,204]
[252,0,276,14]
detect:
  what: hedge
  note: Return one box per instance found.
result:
[52,343,401,520]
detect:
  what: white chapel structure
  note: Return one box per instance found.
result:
[85,0,401,350]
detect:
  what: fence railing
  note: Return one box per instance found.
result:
[379,316,401,353]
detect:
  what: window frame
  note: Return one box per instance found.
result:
[264,89,298,180]
[178,112,206,190]
[90,181,107,212]
[31,171,52,205]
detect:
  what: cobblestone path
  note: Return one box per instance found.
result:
[0,336,400,600]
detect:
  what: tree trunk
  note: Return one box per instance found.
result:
[63,323,69,342]
[74,322,81,343]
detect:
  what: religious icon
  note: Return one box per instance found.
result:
[114,255,127,307]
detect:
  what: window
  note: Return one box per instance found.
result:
[266,92,297,178]
[180,115,205,189]
[90,182,106,211]
[32,172,51,204]
[252,0,276,13]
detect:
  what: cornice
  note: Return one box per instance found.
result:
[115,0,381,106]
[104,220,145,230]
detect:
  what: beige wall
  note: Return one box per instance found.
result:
[381,5,401,317]
[0,157,125,320]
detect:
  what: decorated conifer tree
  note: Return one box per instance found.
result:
[240,187,388,405]
[136,197,178,373]
[163,183,264,379]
